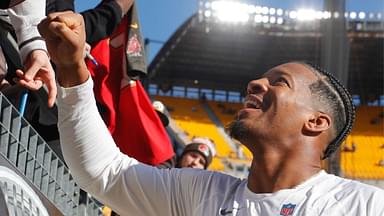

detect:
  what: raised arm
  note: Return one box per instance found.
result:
[37,11,210,215]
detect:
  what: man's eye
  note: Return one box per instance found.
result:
[274,78,289,86]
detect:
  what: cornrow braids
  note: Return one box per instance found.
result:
[298,62,355,159]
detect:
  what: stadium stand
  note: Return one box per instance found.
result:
[351,106,384,135]
[207,101,253,159]
[340,106,384,180]
[341,135,384,179]
[147,1,383,186]
[155,95,239,171]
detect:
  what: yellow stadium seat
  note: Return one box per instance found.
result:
[340,136,384,179]
[155,96,237,171]
[207,101,253,159]
[340,106,384,180]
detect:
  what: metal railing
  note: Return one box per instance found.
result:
[0,92,102,215]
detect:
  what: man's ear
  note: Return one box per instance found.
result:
[304,112,332,134]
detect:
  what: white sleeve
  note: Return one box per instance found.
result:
[7,0,47,63]
[57,76,215,215]
[367,188,384,216]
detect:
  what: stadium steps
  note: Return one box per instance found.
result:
[200,102,240,155]
[0,92,102,215]
[166,118,191,145]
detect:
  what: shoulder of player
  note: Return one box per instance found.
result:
[310,174,384,214]
[308,172,382,198]
[329,175,384,200]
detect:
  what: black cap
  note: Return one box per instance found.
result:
[152,101,169,127]
[181,143,213,169]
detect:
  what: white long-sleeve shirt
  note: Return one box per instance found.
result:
[6,0,47,63]
[57,77,384,216]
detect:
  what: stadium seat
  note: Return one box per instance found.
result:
[207,101,253,159]
[341,135,384,179]
[155,96,238,171]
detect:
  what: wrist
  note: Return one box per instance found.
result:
[56,60,86,71]
[56,61,89,87]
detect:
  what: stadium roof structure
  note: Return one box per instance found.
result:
[148,4,384,99]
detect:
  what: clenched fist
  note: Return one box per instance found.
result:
[38,11,89,87]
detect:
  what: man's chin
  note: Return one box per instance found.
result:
[227,120,249,143]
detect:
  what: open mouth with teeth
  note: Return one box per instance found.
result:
[244,95,263,109]
[236,95,265,120]
[244,100,262,109]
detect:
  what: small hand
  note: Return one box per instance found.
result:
[15,49,57,108]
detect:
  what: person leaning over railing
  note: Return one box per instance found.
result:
[3,0,56,107]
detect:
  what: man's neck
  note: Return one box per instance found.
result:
[246,152,322,194]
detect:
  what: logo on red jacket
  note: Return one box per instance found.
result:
[280,203,296,216]
[127,34,142,57]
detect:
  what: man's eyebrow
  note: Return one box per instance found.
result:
[262,69,292,78]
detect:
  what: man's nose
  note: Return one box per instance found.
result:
[247,78,268,95]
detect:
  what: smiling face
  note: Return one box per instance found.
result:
[229,62,325,153]
[179,151,207,169]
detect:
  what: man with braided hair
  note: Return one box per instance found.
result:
[302,62,355,158]
[37,11,384,216]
